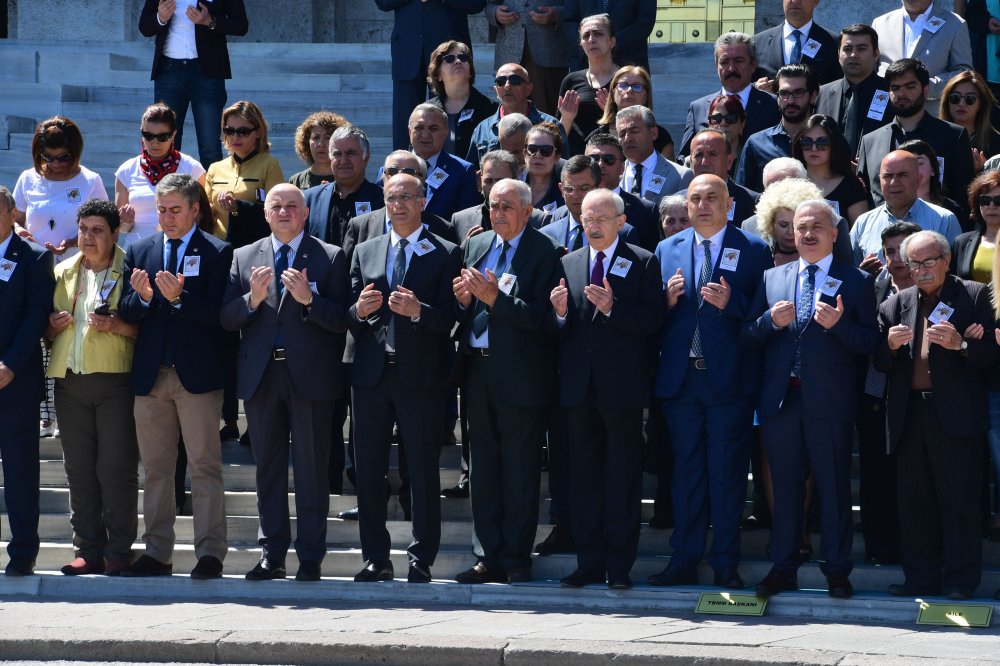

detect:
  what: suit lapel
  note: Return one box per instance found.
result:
[910,9,939,58]
[372,232,393,295]
[900,287,918,338]
[679,231,696,301]
[470,231,495,270]
[570,248,590,318]
[963,231,982,278]
[255,239,280,309]
[769,29,785,67]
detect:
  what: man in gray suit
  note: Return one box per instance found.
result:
[453,149,549,242]
[616,105,693,209]
[221,184,351,582]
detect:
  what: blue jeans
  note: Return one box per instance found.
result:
[154,57,226,168]
[988,391,1000,513]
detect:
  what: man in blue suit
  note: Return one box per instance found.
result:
[743,200,879,599]
[0,186,54,576]
[408,104,481,222]
[375,0,487,151]
[649,174,772,589]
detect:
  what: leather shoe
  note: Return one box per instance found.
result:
[455,562,506,584]
[238,431,252,447]
[754,568,798,597]
[121,554,172,577]
[827,574,853,599]
[354,561,394,582]
[713,567,746,589]
[60,557,104,576]
[191,555,223,579]
[888,582,939,597]
[945,588,973,601]
[245,558,286,581]
[560,569,605,588]
[338,506,360,520]
[408,561,432,583]
[647,566,697,586]
[506,565,532,583]
[5,559,35,577]
[534,525,575,556]
[104,558,131,576]
[219,423,240,442]
[607,572,632,590]
[440,481,469,498]
[295,561,321,582]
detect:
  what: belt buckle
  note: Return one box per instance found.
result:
[272,348,286,361]
[920,391,933,400]
[692,358,707,370]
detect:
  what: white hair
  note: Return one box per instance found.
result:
[794,199,838,227]
[900,230,951,262]
[492,178,532,206]
[763,157,807,187]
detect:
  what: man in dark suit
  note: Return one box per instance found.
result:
[649,174,772,589]
[743,200,879,599]
[348,174,462,584]
[680,32,781,158]
[139,0,248,167]
[875,230,997,600]
[562,0,656,71]
[617,106,694,209]
[0,186,54,576]
[375,0,487,151]
[548,189,663,590]
[453,178,562,583]
[118,174,233,579]
[752,0,842,86]
[453,150,549,242]
[682,129,760,226]
[220,184,350,582]
[408,104,481,222]
[586,133,661,251]
[815,24,895,157]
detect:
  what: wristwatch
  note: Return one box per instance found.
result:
[960,339,969,352]
[208,17,217,30]
[169,295,183,307]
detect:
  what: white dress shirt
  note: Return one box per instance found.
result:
[903,2,935,58]
[796,253,834,317]
[783,20,814,65]
[720,84,753,109]
[159,0,199,60]
[622,151,659,195]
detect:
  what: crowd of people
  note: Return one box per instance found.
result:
[4,0,1000,602]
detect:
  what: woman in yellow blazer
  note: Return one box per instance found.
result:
[45,199,139,576]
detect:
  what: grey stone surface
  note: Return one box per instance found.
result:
[16,0,130,40]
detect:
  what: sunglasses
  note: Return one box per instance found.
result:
[589,154,619,165]
[141,130,173,143]
[40,152,73,163]
[495,74,526,87]
[222,126,257,137]
[799,136,831,150]
[708,112,741,124]
[948,93,979,106]
[442,53,471,64]
[384,166,417,177]
[616,82,645,93]
[978,194,1000,207]
[525,144,556,157]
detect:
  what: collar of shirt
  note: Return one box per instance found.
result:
[494,226,526,253]
[424,152,441,173]
[883,198,920,222]
[694,225,727,248]
[721,84,753,109]
[162,225,198,263]
[589,237,619,268]
[567,212,582,232]
[270,231,305,261]
[902,2,934,29]
[390,225,424,248]
[783,19,814,40]
[625,151,660,190]
[798,253,833,277]
[0,232,12,259]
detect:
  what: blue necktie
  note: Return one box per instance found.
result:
[793,264,818,375]
[274,244,290,347]
[569,224,583,251]
[791,29,803,64]
[166,238,182,274]
[471,241,510,337]
[386,239,409,350]
[690,239,712,357]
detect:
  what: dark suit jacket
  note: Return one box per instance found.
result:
[0,235,54,405]
[950,228,985,280]
[119,229,234,396]
[421,152,481,221]
[548,242,664,408]
[742,258,879,422]
[562,0,656,71]
[654,224,774,399]
[539,209,642,250]
[815,73,895,156]
[875,275,998,451]
[348,229,461,390]
[620,189,661,251]
[455,226,563,406]
[342,208,458,261]
[220,234,350,401]
[451,203,549,242]
[753,22,843,85]
[374,0,486,81]
[303,180,384,248]
[139,0,248,80]
[680,87,781,157]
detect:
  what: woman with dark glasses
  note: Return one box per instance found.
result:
[114,103,206,249]
[557,13,620,156]
[523,121,565,214]
[792,114,870,226]
[941,71,1000,169]
[593,65,674,161]
[705,96,746,178]
[204,100,284,248]
[427,40,496,161]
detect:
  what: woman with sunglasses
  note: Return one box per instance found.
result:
[204,100,284,248]
[427,40,497,161]
[705,96,747,178]
[13,116,108,439]
[114,104,206,250]
[593,65,674,161]
[897,139,968,224]
[792,115,870,227]
[941,71,1000,170]
[523,121,565,214]
[557,14,621,156]
[287,111,347,191]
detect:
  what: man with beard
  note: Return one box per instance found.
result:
[857,58,974,208]
[736,64,819,194]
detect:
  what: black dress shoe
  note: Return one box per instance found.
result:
[121,554,172,577]
[506,565,532,583]
[219,423,240,442]
[560,569,605,588]
[455,562,506,584]
[647,565,697,586]
[945,588,973,601]
[534,525,575,555]
[338,506,360,520]
[246,558,286,581]
[713,567,746,589]
[754,568,798,597]
[607,572,633,590]
[888,582,939,597]
[5,559,35,577]
[191,555,223,579]
[354,561,393,582]
[408,561,432,583]
[827,574,853,599]
[295,561,321,582]
[440,481,469,498]
[239,430,252,448]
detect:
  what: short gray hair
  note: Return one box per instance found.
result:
[155,173,202,206]
[763,157,807,186]
[795,199,838,227]
[498,112,532,138]
[480,149,520,178]
[658,194,686,220]
[384,149,428,180]
[615,105,656,129]
[715,31,756,62]
[492,178,531,206]
[900,229,951,262]
[330,124,370,160]
[410,102,448,125]
[0,185,14,212]
[582,188,625,216]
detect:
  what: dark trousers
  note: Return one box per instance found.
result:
[466,354,546,572]
[645,399,673,523]
[328,366,353,495]
[244,359,332,564]
[760,386,853,577]
[856,393,899,563]
[0,399,40,562]
[545,407,570,525]
[898,394,983,594]
[221,331,239,427]
[153,56,226,169]
[567,386,643,576]
[391,71,429,151]
[352,361,443,566]
[662,368,749,574]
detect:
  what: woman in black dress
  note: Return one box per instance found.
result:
[557,13,620,157]
[792,114,870,226]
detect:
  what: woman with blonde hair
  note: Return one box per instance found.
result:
[591,65,674,160]
[287,111,347,191]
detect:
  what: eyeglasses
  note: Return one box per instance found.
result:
[616,82,645,93]
[560,184,595,195]
[589,154,619,166]
[222,126,257,137]
[40,152,72,163]
[708,112,741,125]
[776,88,810,100]
[799,136,831,151]
[905,254,944,271]
[978,194,1000,207]
[385,193,418,205]
[384,166,418,177]
[948,93,978,106]
[141,130,173,143]
[525,144,556,157]
[442,53,471,64]
[495,74,526,87]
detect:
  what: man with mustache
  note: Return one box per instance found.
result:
[736,64,819,194]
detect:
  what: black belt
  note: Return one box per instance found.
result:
[688,357,707,370]
[385,352,397,364]
[272,348,286,361]
[467,347,490,357]
[911,390,933,400]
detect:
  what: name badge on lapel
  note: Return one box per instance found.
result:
[355,201,372,216]
[801,39,821,59]
[459,108,475,123]
[182,256,201,277]
[719,248,740,271]
[925,16,944,33]
[498,272,516,295]
[100,279,117,301]
[542,201,558,213]
[646,174,665,194]
[867,90,889,121]
[412,238,436,256]
[928,302,954,325]
[428,168,449,189]
[609,256,632,277]
[0,258,16,282]
[819,276,842,297]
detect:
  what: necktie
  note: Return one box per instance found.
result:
[569,224,583,251]
[790,29,803,64]
[166,238,182,275]
[591,250,605,286]
[842,83,860,156]
[275,244,290,297]
[631,163,643,195]
[793,264,818,375]
[690,239,713,357]
[386,239,409,350]
[471,241,510,337]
